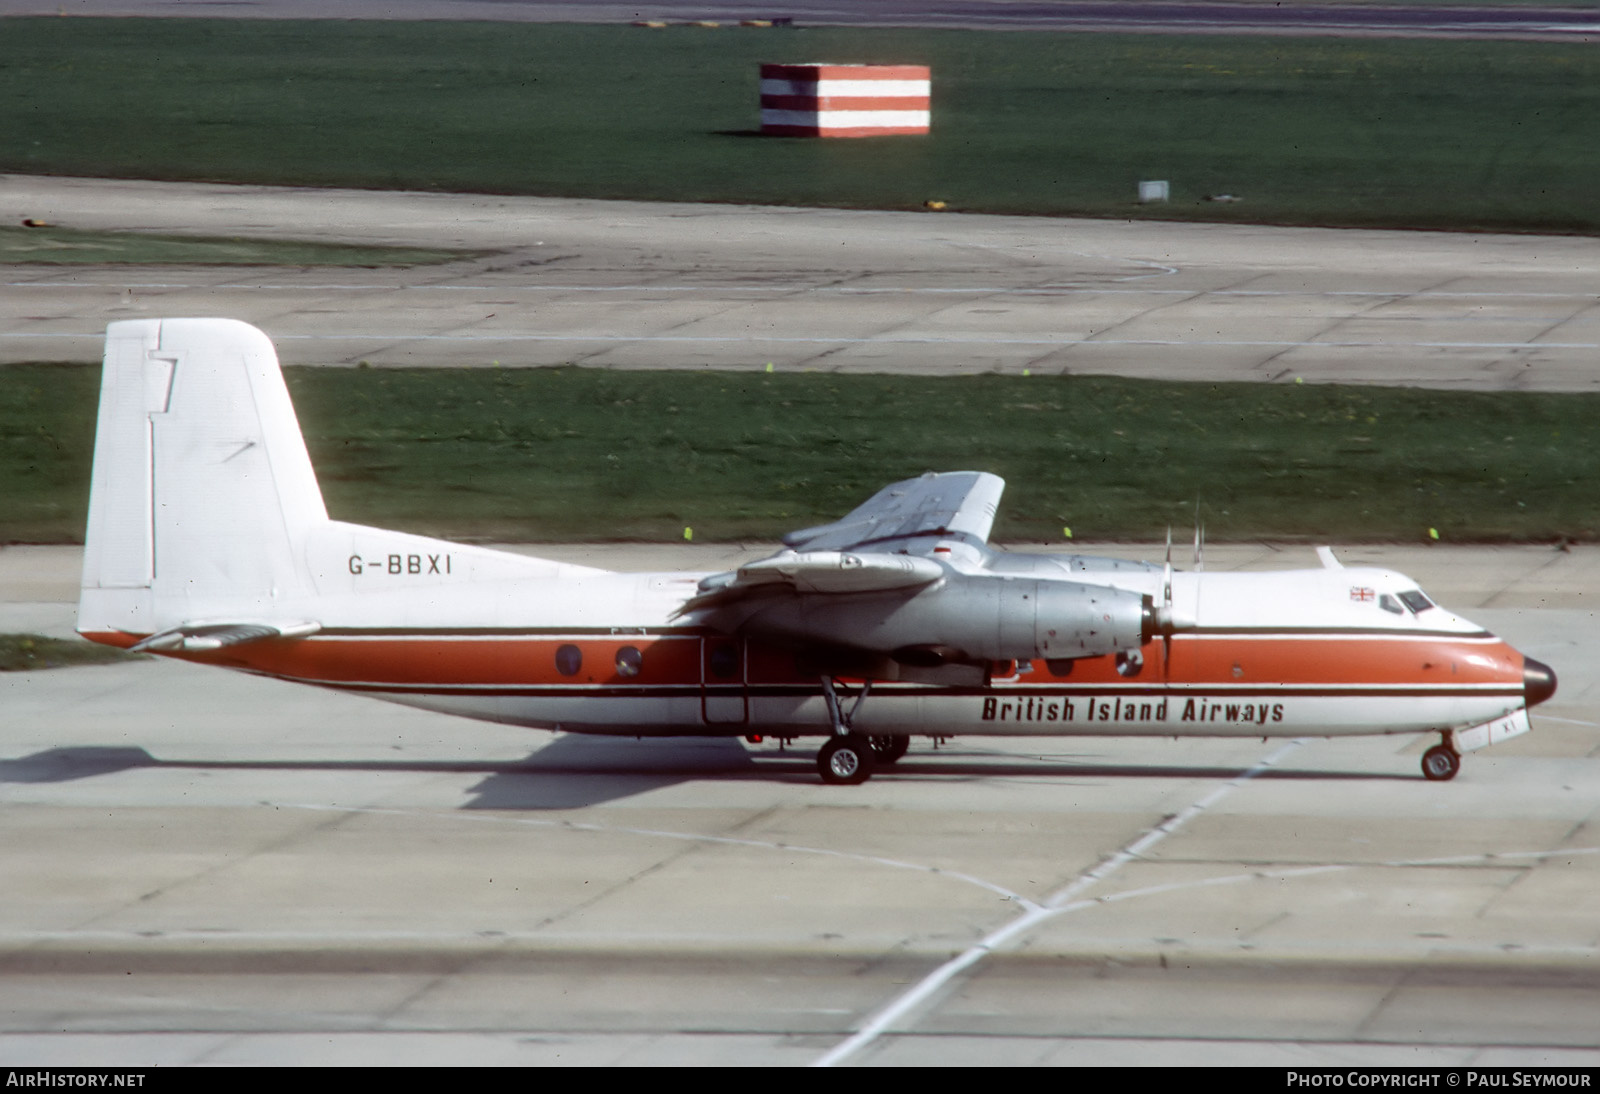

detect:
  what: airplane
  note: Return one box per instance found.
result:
[76,318,1557,785]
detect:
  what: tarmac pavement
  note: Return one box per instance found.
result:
[4,176,1598,390]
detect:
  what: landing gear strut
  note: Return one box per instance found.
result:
[817,677,876,785]
[1422,734,1461,781]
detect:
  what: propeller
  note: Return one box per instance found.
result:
[1163,525,1173,606]
[1155,516,1201,667]
[1159,526,1176,663]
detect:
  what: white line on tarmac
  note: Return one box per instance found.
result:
[811,828,1600,1067]
[810,739,1306,1068]
[270,800,1032,905]
[6,844,1593,952]
[1046,844,1600,938]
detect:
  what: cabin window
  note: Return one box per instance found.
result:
[1045,658,1076,677]
[708,643,739,679]
[555,644,582,675]
[615,646,643,677]
[1398,589,1434,614]
[1115,650,1144,678]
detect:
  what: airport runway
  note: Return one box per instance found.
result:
[1,543,1597,1066]
[4,176,1599,390]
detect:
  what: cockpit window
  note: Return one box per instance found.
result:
[1398,589,1434,614]
[1378,594,1404,615]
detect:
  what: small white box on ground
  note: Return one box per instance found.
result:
[1138,180,1170,203]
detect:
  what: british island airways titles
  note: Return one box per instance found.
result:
[982,696,1286,726]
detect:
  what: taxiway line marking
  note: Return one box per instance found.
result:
[810,739,1305,1067]
[269,801,1031,905]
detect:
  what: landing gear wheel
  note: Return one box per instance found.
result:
[819,734,875,785]
[868,734,910,764]
[1421,743,1461,782]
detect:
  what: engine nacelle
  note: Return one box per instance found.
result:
[740,574,1152,665]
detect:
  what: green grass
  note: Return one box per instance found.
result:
[0,225,480,266]
[3,364,98,543]
[1,20,1596,232]
[4,364,1597,545]
[0,633,140,671]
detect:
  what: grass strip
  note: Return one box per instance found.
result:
[1,20,1596,233]
[0,633,140,671]
[4,364,1596,545]
[0,225,480,266]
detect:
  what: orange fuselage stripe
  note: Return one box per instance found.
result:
[80,632,1524,692]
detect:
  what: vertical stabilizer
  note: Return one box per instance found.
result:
[79,319,329,636]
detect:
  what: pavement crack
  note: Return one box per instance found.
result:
[69,804,365,934]
[1480,545,1570,609]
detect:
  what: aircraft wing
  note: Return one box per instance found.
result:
[681,472,1003,613]
[684,470,1149,669]
[781,470,1004,552]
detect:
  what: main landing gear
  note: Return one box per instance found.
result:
[818,734,873,785]
[869,733,911,764]
[815,678,911,785]
[1422,733,1461,782]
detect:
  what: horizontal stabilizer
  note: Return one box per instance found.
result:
[129,620,321,654]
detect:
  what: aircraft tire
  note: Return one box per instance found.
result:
[868,734,911,764]
[1421,743,1461,782]
[819,734,875,785]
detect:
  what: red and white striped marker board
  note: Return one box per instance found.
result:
[760,63,930,137]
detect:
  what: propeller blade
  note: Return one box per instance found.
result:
[1161,526,1175,664]
[1162,527,1173,605]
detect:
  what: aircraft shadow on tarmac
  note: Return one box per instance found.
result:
[0,740,1413,809]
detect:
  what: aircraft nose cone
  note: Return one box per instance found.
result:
[1524,657,1557,707]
